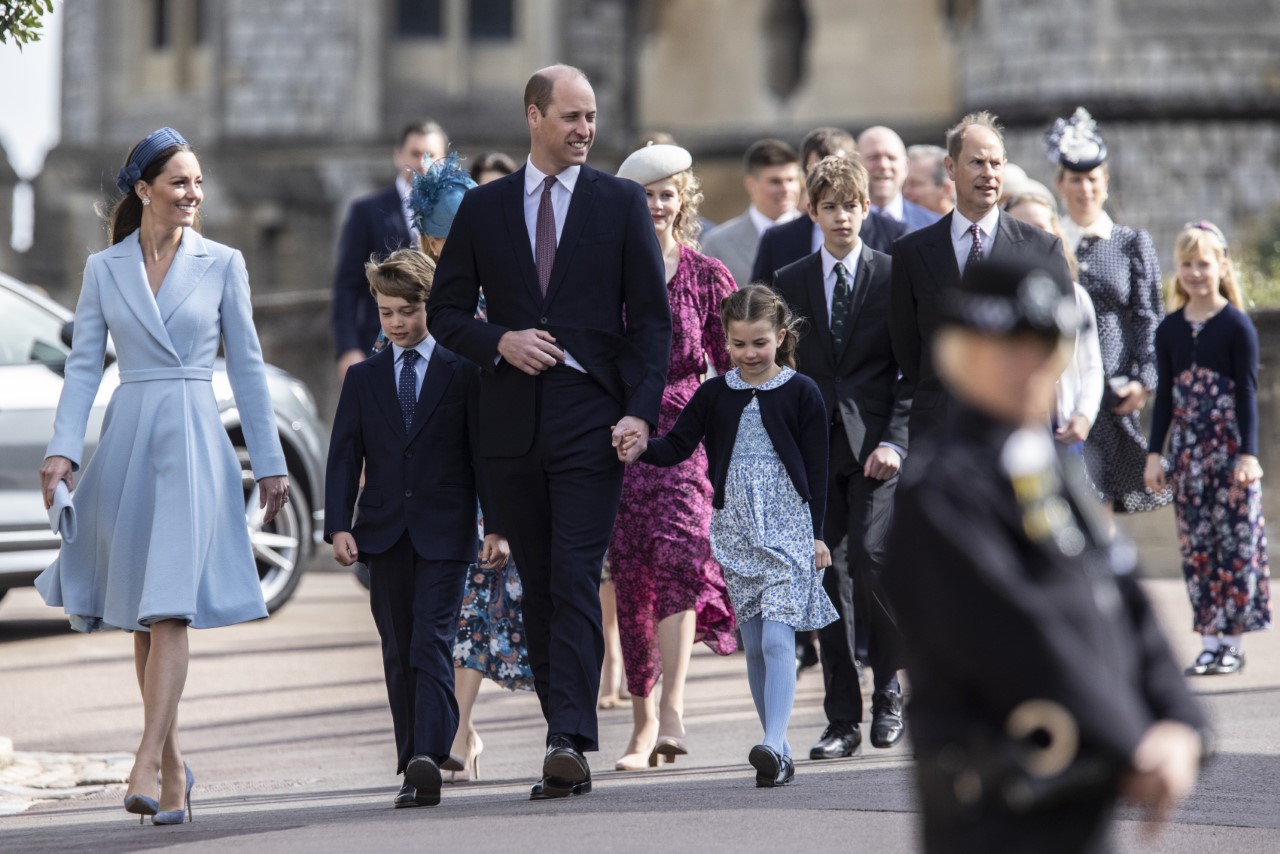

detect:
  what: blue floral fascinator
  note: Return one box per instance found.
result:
[409,152,477,239]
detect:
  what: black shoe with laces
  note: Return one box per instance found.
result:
[809,721,862,760]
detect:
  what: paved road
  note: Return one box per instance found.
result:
[1,569,1277,853]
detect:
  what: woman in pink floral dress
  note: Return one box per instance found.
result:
[608,144,738,771]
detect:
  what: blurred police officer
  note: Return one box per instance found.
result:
[886,256,1207,854]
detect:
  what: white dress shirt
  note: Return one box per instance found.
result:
[396,173,418,241]
[1056,283,1105,429]
[747,204,800,237]
[950,206,1001,273]
[522,156,585,372]
[872,193,905,224]
[1060,209,1115,253]
[819,243,862,321]
[393,335,436,398]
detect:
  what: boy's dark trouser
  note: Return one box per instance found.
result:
[818,423,902,724]
[366,531,468,773]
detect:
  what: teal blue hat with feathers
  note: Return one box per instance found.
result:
[409,152,476,239]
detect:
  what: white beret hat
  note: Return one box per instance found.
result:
[617,143,693,186]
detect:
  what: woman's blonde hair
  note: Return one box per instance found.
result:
[669,168,705,249]
[720,284,801,369]
[1004,192,1079,280]
[1170,221,1244,311]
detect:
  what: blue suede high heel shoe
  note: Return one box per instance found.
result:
[123,773,160,824]
[152,764,194,825]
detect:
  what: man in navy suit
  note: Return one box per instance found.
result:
[859,126,942,234]
[331,120,448,381]
[326,249,508,809]
[773,155,911,761]
[428,65,671,800]
[890,112,1072,444]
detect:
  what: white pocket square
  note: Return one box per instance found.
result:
[48,480,77,543]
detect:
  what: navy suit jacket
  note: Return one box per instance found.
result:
[750,210,906,285]
[324,342,492,561]
[428,164,672,457]
[331,184,414,357]
[772,245,911,463]
[889,210,1071,439]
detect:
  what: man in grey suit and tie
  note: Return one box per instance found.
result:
[700,138,802,286]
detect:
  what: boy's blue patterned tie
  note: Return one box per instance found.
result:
[398,349,419,433]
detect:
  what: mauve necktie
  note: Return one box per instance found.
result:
[966,222,985,272]
[536,175,557,295]
[830,261,852,354]
[398,348,419,433]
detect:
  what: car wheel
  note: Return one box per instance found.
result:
[239,447,309,614]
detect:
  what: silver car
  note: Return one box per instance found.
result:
[0,272,326,614]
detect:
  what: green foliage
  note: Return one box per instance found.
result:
[1237,216,1280,310]
[0,0,53,49]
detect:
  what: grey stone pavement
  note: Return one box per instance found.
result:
[1,564,1277,853]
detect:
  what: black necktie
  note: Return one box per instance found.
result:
[398,349,419,433]
[831,262,852,353]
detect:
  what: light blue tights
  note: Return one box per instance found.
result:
[739,616,795,757]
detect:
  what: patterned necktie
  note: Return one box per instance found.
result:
[831,262,852,353]
[966,222,985,271]
[398,348,419,433]
[536,175,557,295]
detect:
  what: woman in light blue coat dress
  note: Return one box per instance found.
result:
[37,128,290,826]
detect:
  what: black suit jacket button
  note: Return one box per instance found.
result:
[404,449,414,459]
[404,489,413,498]
[540,316,549,325]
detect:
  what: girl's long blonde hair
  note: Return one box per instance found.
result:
[1170,221,1244,311]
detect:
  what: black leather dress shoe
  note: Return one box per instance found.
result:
[1209,645,1246,675]
[870,689,905,748]
[405,755,442,806]
[1185,648,1218,676]
[809,721,862,760]
[748,744,782,788]
[393,782,419,808]
[532,735,591,799]
[775,754,795,787]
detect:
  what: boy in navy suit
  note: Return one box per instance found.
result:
[772,155,911,761]
[325,249,508,809]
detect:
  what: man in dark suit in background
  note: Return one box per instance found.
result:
[332,120,449,381]
[859,126,942,234]
[890,112,1071,445]
[428,65,671,800]
[773,155,910,761]
[750,127,906,285]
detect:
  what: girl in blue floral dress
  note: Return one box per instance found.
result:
[1145,222,1271,676]
[621,285,837,788]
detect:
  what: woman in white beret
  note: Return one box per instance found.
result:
[608,144,739,770]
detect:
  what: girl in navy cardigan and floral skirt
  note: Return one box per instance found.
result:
[617,284,837,788]
[1144,222,1271,676]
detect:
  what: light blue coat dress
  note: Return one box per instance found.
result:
[36,228,287,632]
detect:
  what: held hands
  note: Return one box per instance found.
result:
[1143,454,1166,493]
[1235,454,1263,486]
[863,446,902,481]
[498,329,565,376]
[479,534,511,569]
[1055,413,1092,445]
[1111,381,1149,416]
[39,455,74,509]
[814,539,832,570]
[1122,720,1202,835]
[258,475,290,525]
[611,417,650,464]
[332,531,359,567]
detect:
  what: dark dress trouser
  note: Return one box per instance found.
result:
[484,367,624,752]
[366,532,468,773]
[818,421,902,723]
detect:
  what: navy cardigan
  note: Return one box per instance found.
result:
[640,371,829,539]
[1149,304,1259,457]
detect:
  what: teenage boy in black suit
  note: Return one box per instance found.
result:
[772,155,911,759]
[326,249,508,809]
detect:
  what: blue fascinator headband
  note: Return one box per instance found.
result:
[116,127,189,195]
[409,152,477,239]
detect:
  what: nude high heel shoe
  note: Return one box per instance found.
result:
[447,732,484,783]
